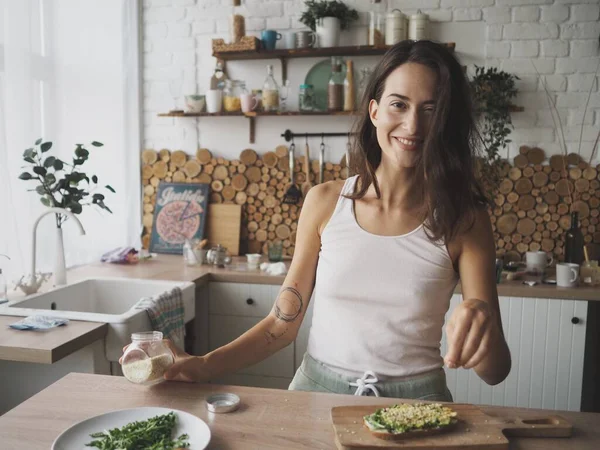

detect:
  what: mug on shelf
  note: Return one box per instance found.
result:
[525,251,553,275]
[206,89,223,113]
[240,93,259,113]
[556,263,579,288]
[184,95,205,113]
[295,30,316,49]
[261,30,282,51]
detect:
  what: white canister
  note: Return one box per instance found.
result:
[385,9,407,46]
[408,9,429,41]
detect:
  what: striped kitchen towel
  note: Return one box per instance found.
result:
[134,287,185,351]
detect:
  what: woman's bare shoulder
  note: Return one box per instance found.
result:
[300,179,347,235]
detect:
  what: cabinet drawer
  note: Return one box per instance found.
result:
[209,282,279,318]
[209,315,294,378]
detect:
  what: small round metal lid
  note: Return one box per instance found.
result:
[205,393,240,413]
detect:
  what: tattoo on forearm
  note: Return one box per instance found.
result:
[273,287,303,322]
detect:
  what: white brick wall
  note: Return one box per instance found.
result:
[142,0,600,162]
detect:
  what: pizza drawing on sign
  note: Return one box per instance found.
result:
[149,182,210,254]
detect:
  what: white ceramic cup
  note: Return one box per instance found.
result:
[240,93,259,113]
[206,89,222,113]
[526,251,553,274]
[246,253,261,270]
[283,31,296,49]
[556,263,579,287]
[185,95,205,113]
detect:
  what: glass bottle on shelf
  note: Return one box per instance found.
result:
[299,84,314,112]
[210,60,228,90]
[262,64,280,112]
[279,80,291,112]
[564,211,584,264]
[328,57,344,112]
[368,11,385,47]
[223,79,244,112]
[343,59,355,112]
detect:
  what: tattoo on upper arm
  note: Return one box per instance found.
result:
[273,287,303,322]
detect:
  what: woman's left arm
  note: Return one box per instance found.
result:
[444,209,511,385]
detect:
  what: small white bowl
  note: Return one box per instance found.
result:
[246,253,261,269]
[185,95,205,113]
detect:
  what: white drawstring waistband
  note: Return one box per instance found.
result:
[349,370,381,397]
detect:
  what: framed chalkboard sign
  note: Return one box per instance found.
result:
[149,182,210,254]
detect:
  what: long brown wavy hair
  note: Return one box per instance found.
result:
[348,40,486,243]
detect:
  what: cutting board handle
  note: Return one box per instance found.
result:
[501,415,572,438]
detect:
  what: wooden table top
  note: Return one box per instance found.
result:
[0,373,598,449]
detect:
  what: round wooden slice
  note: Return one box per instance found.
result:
[196,148,212,164]
[277,156,289,172]
[507,192,519,203]
[497,213,518,235]
[498,179,513,195]
[549,171,562,183]
[523,166,534,178]
[531,188,541,197]
[514,154,529,169]
[517,218,536,236]
[572,200,590,219]
[246,182,260,197]
[264,195,277,209]
[543,165,552,174]
[511,234,522,244]
[559,215,571,230]
[508,167,522,181]
[548,221,558,231]
[550,154,566,171]
[503,203,513,212]
[535,203,549,215]
[276,224,291,240]
[544,191,559,205]
[259,220,268,230]
[231,173,248,192]
[519,145,531,155]
[515,178,533,195]
[143,203,154,214]
[213,165,228,181]
[143,185,154,196]
[142,149,158,165]
[159,149,171,162]
[527,209,537,219]
[183,160,201,178]
[263,151,278,168]
[246,166,262,183]
[529,242,541,252]
[257,191,267,201]
[142,165,153,180]
[567,153,581,166]
[195,173,210,184]
[583,167,597,180]
[527,147,545,165]
[222,185,236,201]
[494,194,505,207]
[211,180,224,192]
[271,213,283,225]
[209,193,222,204]
[575,178,590,193]
[517,195,535,211]
[533,231,542,242]
[173,171,186,183]
[152,161,168,178]
[590,197,600,209]
[556,179,573,197]
[240,148,258,166]
[171,150,187,168]
[532,171,548,187]
[541,238,555,252]
[517,210,526,219]
[569,167,582,180]
[256,229,268,242]
[149,177,160,188]
[275,145,288,158]
[248,221,259,233]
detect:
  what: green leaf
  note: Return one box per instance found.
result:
[53,159,64,171]
[33,166,47,176]
[19,172,33,180]
[73,158,85,166]
[35,138,42,145]
[105,185,115,193]
[75,147,89,158]
[43,156,56,168]
[23,148,35,159]
[35,186,46,195]
[93,193,105,201]
[40,142,53,152]
[24,157,35,164]
[45,173,56,185]
[91,141,103,147]
[40,197,51,207]
[68,202,83,214]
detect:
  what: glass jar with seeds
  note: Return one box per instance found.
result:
[121,331,174,385]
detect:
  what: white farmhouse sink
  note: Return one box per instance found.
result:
[0,277,195,361]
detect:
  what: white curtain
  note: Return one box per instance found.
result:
[0,0,141,284]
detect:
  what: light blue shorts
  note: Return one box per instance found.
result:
[289,353,453,402]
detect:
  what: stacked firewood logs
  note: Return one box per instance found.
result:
[141,145,600,261]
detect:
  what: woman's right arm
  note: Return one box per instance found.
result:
[163,183,340,382]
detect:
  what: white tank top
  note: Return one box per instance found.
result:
[307,176,459,379]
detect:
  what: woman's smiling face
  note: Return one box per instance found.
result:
[369,62,438,169]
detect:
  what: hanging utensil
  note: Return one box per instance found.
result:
[283,140,302,205]
[301,135,313,196]
[319,135,325,184]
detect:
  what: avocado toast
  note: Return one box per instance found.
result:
[363,403,458,440]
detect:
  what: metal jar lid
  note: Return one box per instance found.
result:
[205,393,240,413]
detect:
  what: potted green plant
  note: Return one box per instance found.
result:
[470,66,519,193]
[300,0,359,48]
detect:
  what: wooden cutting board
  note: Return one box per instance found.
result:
[331,403,572,450]
[206,204,241,255]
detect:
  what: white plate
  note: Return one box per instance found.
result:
[52,407,211,449]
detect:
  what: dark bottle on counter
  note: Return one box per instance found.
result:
[328,57,344,111]
[564,211,584,264]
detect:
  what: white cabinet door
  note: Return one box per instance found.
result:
[442,295,587,411]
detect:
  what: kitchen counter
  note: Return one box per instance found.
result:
[1,255,598,364]
[0,372,598,449]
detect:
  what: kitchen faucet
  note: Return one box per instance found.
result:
[31,207,86,286]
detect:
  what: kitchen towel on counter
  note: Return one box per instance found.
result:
[134,287,185,350]
[260,262,288,276]
[9,315,69,330]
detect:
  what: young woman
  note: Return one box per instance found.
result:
[127,40,511,400]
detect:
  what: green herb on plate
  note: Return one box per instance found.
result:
[85,411,189,449]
